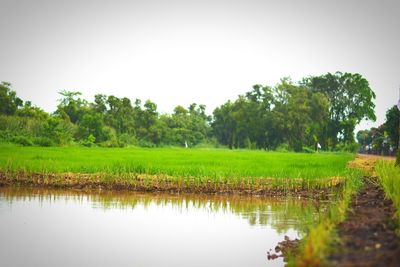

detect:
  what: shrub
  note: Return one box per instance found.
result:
[118,133,137,147]
[276,143,289,152]
[80,134,96,147]
[99,139,119,147]
[0,130,11,141]
[302,146,316,153]
[11,135,33,146]
[33,137,54,147]
[137,139,156,148]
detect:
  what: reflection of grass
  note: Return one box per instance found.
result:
[375,160,400,228]
[0,144,353,191]
[0,186,324,236]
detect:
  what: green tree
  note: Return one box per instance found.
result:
[212,79,330,151]
[76,113,105,142]
[56,90,88,123]
[286,85,312,151]
[105,95,135,135]
[16,101,49,120]
[0,82,23,115]
[356,129,372,150]
[188,103,211,145]
[309,92,330,149]
[134,100,159,142]
[41,117,75,146]
[384,105,399,151]
[243,85,274,149]
[306,72,376,147]
[212,101,236,148]
[93,94,108,114]
[370,126,386,154]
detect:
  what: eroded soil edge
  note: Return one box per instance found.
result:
[0,171,341,199]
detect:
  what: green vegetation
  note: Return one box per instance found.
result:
[0,71,375,151]
[290,170,363,266]
[375,161,400,228]
[0,144,353,180]
[0,144,354,197]
[0,71,390,266]
[357,105,399,155]
[214,72,375,151]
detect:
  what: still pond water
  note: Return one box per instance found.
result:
[0,187,324,267]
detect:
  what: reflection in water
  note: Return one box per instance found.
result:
[0,187,326,267]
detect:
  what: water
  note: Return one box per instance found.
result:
[0,187,322,267]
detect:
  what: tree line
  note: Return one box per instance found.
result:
[0,71,377,152]
[357,105,399,156]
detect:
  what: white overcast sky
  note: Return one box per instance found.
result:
[1,0,399,131]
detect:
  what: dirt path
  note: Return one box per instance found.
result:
[328,177,400,266]
[347,154,394,175]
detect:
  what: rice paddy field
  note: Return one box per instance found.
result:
[4,143,399,266]
[0,143,354,180]
[0,143,360,266]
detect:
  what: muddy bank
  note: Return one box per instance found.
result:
[328,177,400,266]
[267,235,300,261]
[0,171,341,199]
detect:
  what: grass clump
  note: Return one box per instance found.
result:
[375,160,400,227]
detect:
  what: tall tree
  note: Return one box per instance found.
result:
[306,72,376,147]
[212,101,236,148]
[56,91,88,123]
[105,96,135,135]
[384,105,400,151]
[309,92,330,148]
[0,82,23,115]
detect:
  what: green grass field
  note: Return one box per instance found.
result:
[0,143,354,179]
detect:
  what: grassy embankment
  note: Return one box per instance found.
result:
[0,143,353,194]
[375,160,400,230]
[292,155,399,266]
[290,169,363,266]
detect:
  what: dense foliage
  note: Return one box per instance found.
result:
[0,72,376,151]
[213,72,375,151]
[357,105,399,156]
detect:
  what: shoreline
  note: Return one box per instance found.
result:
[0,170,343,199]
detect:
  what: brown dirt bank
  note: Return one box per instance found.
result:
[328,177,400,266]
[267,235,300,261]
[0,171,342,199]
